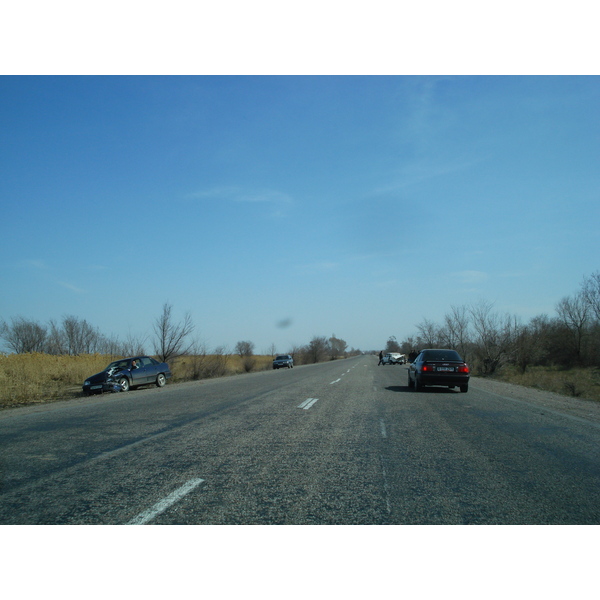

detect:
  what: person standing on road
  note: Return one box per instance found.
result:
[378,351,384,365]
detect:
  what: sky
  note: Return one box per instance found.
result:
[1,75,598,354]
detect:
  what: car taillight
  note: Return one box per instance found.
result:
[458,365,469,373]
[422,364,434,372]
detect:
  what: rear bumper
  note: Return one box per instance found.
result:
[419,373,469,387]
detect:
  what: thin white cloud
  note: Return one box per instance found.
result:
[58,281,86,294]
[373,155,487,196]
[454,270,489,284]
[17,259,86,293]
[19,259,47,269]
[189,186,293,205]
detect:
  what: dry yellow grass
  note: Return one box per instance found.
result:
[0,353,275,409]
[0,353,112,407]
[494,365,600,402]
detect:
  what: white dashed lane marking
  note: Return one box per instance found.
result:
[298,398,319,410]
[379,418,387,439]
[127,478,205,525]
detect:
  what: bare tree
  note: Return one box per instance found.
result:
[441,305,471,359]
[288,343,302,363]
[62,315,102,355]
[0,316,47,353]
[469,300,518,375]
[582,271,600,323]
[329,334,348,359]
[153,303,195,363]
[416,318,439,347]
[45,319,67,354]
[384,336,401,353]
[556,292,590,365]
[304,336,329,364]
[235,340,255,358]
[120,331,148,357]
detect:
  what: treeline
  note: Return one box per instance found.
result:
[0,302,356,366]
[386,271,600,376]
[232,334,353,365]
[285,335,354,365]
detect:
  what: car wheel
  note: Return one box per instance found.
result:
[118,377,130,392]
[460,384,469,393]
[156,373,166,387]
[414,376,422,392]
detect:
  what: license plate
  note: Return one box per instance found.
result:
[91,385,103,390]
[437,367,454,372]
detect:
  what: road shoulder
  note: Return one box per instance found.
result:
[471,376,600,423]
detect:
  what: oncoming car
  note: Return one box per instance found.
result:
[273,354,294,369]
[408,349,470,393]
[82,356,172,395]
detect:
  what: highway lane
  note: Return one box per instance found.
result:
[1,355,600,524]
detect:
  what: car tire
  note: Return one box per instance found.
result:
[118,377,129,392]
[460,384,469,393]
[156,373,166,387]
[414,376,422,392]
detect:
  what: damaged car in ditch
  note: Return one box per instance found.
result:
[82,356,172,395]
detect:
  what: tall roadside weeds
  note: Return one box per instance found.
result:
[0,353,110,407]
[0,352,274,409]
[492,365,600,402]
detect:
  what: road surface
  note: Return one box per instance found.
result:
[1,355,600,524]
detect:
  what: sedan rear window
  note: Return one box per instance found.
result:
[422,350,462,361]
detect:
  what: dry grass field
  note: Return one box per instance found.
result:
[0,353,275,409]
[493,365,600,402]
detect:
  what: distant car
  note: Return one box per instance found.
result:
[408,349,470,392]
[82,356,172,395]
[273,354,294,369]
[382,352,405,365]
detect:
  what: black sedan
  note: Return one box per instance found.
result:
[82,356,172,395]
[408,349,470,393]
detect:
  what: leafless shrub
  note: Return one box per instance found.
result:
[242,356,256,372]
[563,381,582,397]
[206,346,230,378]
[153,303,194,363]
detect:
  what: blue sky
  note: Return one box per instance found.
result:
[1,75,599,353]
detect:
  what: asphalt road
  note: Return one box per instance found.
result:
[1,355,600,524]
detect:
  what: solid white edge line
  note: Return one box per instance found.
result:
[127,478,205,525]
